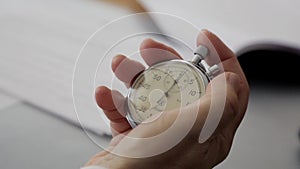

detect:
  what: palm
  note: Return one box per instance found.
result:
[89,30,249,169]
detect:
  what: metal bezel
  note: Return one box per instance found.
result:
[125,59,210,128]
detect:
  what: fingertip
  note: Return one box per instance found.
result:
[200,29,213,37]
[200,29,220,46]
[140,38,182,66]
[112,54,145,85]
[197,29,217,45]
[95,86,109,97]
[140,38,180,57]
[197,29,235,61]
[140,38,158,50]
[111,54,126,72]
[95,86,111,108]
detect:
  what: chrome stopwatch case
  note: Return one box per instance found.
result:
[126,46,220,128]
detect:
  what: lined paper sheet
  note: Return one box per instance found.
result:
[0,0,153,135]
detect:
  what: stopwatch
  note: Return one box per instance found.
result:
[126,45,220,128]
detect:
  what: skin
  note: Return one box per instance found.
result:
[86,30,250,169]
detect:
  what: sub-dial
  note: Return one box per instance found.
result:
[133,89,168,122]
[148,89,167,113]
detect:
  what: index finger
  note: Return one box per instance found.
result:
[140,38,183,66]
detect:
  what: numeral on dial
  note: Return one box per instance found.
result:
[188,79,195,85]
[153,74,161,81]
[138,95,147,102]
[157,98,166,106]
[139,106,147,112]
[189,90,197,96]
[141,83,150,89]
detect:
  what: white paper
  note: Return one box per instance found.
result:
[0,0,150,135]
[0,92,19,110]
[139,0,300,52]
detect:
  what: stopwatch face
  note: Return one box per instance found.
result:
[127,60,208,126]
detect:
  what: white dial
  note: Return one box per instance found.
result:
[127,60,209,126]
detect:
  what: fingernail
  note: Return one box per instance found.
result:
[111,54,126,72]
[140,38,157,49]
[95,86,108,95]
[201,29,210,33]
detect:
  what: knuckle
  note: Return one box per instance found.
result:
[225,90,239,118]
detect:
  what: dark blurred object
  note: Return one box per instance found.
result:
[237,44,300,87]
[238,44,300,144]
[298,128,300,141]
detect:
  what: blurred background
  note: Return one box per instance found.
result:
[0,0,299,168]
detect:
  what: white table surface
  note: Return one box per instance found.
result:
[1,86,299,169]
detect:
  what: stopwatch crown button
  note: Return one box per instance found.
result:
[207,64,220,76]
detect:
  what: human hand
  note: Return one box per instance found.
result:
[86,30,249,169]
